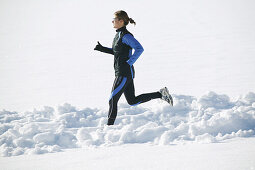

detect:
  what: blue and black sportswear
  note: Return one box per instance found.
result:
[95,26,144,78]
[107,76,161,125]
[94,26,161,125]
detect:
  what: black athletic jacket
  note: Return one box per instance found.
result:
[100,26,144,79]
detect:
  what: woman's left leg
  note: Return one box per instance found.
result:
[124,78,162,106]
[108,76,129,125]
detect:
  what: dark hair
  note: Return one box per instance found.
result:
[114,10,136,26]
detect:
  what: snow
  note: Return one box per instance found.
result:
[1,138,255,170]
[0,91,255,157]
[1,0,255,169]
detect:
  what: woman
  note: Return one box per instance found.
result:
[94,10,173,125]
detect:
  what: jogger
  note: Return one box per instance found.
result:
[94,10,173,125]
[108,76,162,125]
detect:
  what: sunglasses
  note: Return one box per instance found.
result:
[112,17,120,21]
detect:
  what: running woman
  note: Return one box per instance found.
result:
[94,10,173,125]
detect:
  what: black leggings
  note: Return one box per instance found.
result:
[108,76,162,125]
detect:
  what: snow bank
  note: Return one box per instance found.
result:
[1,91,255,156]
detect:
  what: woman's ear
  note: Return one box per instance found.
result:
[120,19,125,26]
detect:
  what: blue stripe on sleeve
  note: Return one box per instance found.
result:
[106,47,113,50]
[122,34,144,66]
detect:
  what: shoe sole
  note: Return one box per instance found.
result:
[164,87,173,106]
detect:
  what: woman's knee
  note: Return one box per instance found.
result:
[126,99,138,106]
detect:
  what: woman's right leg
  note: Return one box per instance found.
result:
[124,78,162,106]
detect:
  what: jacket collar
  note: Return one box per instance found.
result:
[116,26,126,32]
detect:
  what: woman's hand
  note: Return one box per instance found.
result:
[94,41,104,52]
[94,41,114,55]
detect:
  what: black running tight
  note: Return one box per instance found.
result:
[107,76,162,125]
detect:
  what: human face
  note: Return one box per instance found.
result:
[112,16,124,29]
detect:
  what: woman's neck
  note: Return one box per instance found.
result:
[116,26,126,32]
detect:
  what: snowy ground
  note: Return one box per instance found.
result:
[1,0,255,169]
[1,137,255,170]
[1,92,255,156]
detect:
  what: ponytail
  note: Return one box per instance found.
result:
[129,18,136,26]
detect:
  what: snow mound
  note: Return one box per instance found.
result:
[1,92,255,156]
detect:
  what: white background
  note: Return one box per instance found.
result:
[1,0,255,112]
